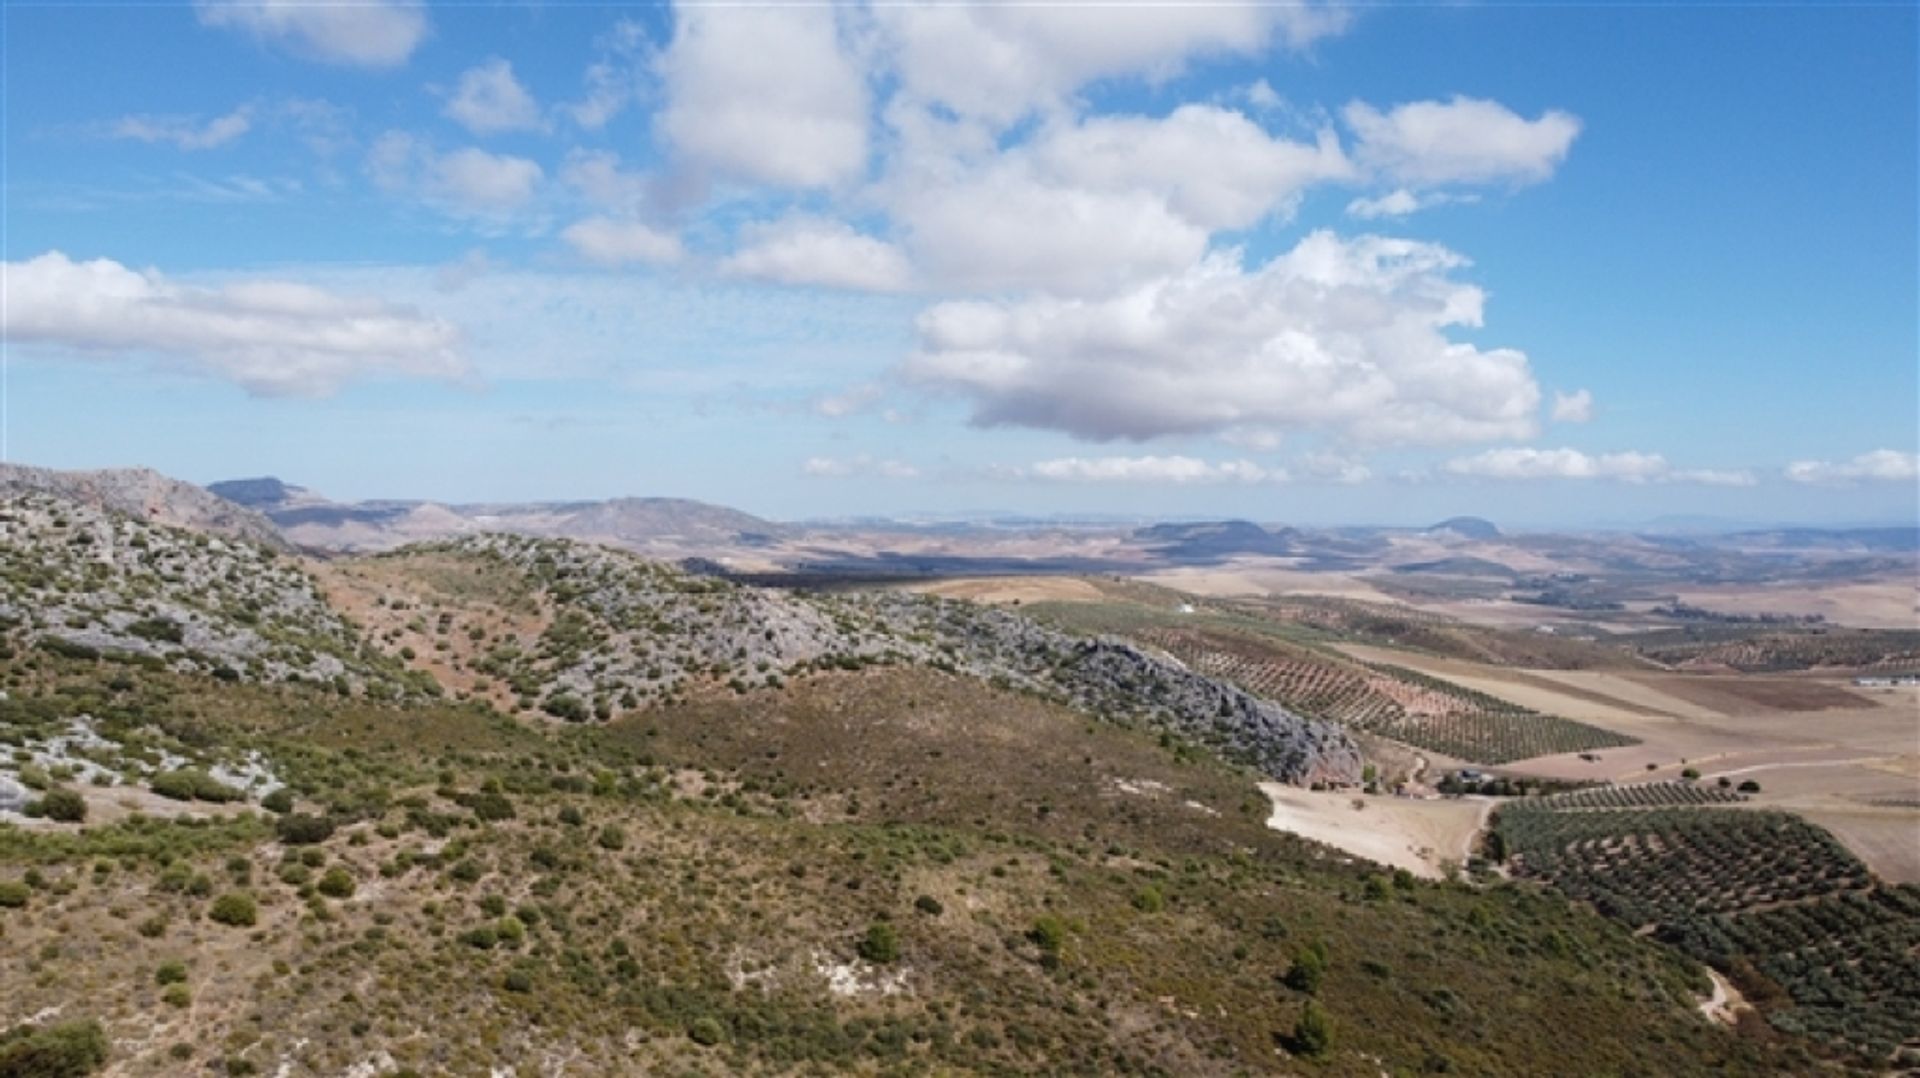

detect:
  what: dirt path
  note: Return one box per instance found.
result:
[1698,967,1748,1027]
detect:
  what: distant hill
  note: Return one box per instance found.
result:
[1425,516,1501,541]
[206,477,786,553]
[1,463,283,546]
[1133,519,1296,560]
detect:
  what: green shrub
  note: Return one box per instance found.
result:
[260,788,294,814]
[207,892,257,927]
[35,787,87,824]
[1285,945,1328,994]
[0,1018,109,1076]
[856,921,900,965]
[1132,885,1166,913]
[1028,915,1068,957]
[596,825,626,851]
[274,814,334,846]
[316,868,355,899]
[149,770,243,804]
[0,882,29,909]
[161,985,191,1009]
[687,1017,726,1047]
[1290,1000,1333,1058]
[913,895,944,916]
[154,960,188,986]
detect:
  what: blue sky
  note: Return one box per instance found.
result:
[3,0,1915,526]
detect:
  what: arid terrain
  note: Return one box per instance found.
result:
[2,463,1915,1075]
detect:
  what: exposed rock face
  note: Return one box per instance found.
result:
[0,493,415,693]
[1,463,284,547]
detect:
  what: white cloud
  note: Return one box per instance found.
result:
[1,250,466,396]
[1014,455,1285,484]
[444,58,543,135]
[1550,388,1594,423]
[1444,447,1748,485]
[1025,106,1352,230]
[902,230,1542,445]
[1670,468,1758,488]
[196,0,427,68]
[1242,79,1282,111]
[803,455,920,479]
[723,216,911,293]
[898,175,1207,297]
[656,4,868,188]
[874,3,1348,127]
[561,217,684,267]
[1345,188,1477,220]
[1784,450,1920,485]
[1345,96,1581,186]
[368,133,543,217]
[110,107,253,150]
[560,149,651,210]
[892,104,1348,295]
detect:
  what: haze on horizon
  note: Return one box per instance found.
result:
[2,0,1915,528]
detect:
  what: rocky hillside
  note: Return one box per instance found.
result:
[0,463,282,547]
[330,535,1362,785]
[0,493,418,694]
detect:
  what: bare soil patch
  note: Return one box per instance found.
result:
[1626,674,1873,715]
[909,576,1108,605]
[1257,783,1488,879]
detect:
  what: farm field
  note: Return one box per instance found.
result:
[1334,645,1919,883]
[1258,783,1490,880]
[1497,798,1920,1066]
[1126,625,1634,765]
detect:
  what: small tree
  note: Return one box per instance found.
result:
[1290,1000,1333,1058]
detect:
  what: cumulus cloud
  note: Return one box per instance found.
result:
[902,230,1541,445]
[110,107,253,150]
[1551,388,1594,423]
[890,104,1348,295]
[722,217,911,293]
[368,133,543,217]
[1,251,466,396]
[1012,455,1284,484]
[873,3,1347,127]
[196,0,427,68]
[1345,96,1581,186]
[560,217,684,266]
[802,455,920,479]
[657,4,869,188]
[444,58,543,135]
[1445,447,1751,486]
[1784,450,1920,485]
